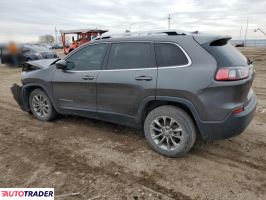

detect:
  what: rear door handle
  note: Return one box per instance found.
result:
[82,75,94,80]
[135,76,153,81]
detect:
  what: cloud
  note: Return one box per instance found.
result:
[0,0,265,42]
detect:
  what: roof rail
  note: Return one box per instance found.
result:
[94,29,188,40]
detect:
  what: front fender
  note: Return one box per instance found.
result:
[11,83,57,112]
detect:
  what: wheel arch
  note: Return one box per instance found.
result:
[22,83,57,112]
[138,96,202,138]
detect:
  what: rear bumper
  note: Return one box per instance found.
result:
[198,93,257,140]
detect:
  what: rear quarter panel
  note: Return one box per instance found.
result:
[156,37,218,121]
[156,36,254,122]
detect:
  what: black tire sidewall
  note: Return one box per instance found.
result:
[144,106,196,157]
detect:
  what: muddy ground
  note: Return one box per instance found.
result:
[0,48,266,200]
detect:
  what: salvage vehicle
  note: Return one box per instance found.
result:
[21,44,58,61]
[11,30,256,157]
[1,44,57,66]
[60,29,108,55]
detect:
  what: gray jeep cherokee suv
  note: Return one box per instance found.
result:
[11,30,256,157]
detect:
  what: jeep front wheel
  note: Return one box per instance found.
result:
[29,89,56,121]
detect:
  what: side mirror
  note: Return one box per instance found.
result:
[56,60,67,70]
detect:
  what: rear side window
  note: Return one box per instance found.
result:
[155,43,189,67]
[107,42,151,70]
[201,42,247,67]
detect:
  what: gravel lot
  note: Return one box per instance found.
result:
[0,48,266,200]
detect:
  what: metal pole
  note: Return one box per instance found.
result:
[55,27,57,44]
[168,14,171,30]
[244,18,249,45]
[239,26,242,40]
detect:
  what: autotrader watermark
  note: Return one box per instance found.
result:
[0,188,54,199]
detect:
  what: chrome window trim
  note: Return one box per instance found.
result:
[64,41,192,72]
[67,68,157,73]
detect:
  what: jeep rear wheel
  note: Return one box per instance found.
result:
[144,105,196,157]
[29,89,56,121]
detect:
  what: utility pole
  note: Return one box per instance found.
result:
[54,26,58,44]
[239,26,242,40]
[244,18,249,45]
[168,14,171,30]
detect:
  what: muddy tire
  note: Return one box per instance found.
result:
[29,89,56,121]
[144,105,196,157]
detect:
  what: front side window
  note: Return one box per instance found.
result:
[107,42,151,70]
[155,43,189,67]
[66,43,107,71]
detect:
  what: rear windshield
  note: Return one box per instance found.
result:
[202,42,247,67]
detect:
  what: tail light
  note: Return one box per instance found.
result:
[215,67,249,81]
[232,106,245,114]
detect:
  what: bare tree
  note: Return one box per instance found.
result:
[39,34,55,44]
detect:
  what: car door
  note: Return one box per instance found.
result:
[97,42,157,124]
[52,43,108,115]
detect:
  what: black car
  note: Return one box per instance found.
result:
[11,30,256,157]
[2,44,58,66]
[51,44,63,49]
[21,44,58,61]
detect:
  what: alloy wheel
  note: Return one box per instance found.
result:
[150,116,184,151]
[32,94,50,118]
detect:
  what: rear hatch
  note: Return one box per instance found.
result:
[194,35,255,119]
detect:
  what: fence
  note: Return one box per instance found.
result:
[230,39,266,47]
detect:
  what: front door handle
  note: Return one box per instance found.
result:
[135,76,153,81]
[82,75,94,80]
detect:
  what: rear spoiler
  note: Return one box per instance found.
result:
[193,34,232,45]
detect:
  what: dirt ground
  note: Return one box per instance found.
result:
[0,48,266,200]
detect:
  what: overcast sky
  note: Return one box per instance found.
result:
[0,0,266,42]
